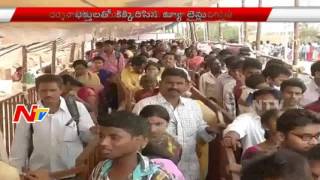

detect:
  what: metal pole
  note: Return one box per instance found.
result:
[91,38,94,51]
[217,3,223,43]
[206,22,210,41]
[21,46,28,107]
[22,46,27,85]
[51,40,56,74]
[242,0,248,44]
[39,56,42,70]
[81,41,85,60]
[185,22,190,40]
[193,22,198,42]
[293,0,300,65]
[69,43,76,63]
[256,0,262,51]
[189,22,196,43]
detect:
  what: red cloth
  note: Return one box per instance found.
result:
[187,56,204,71]
[233,80,244,102]
[305,99,320,113]
[134,88,159,102]
[307,46,314,61]
[242,145,259,160]
[77,87,96,102]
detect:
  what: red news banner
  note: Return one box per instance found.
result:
[11,7,272,22]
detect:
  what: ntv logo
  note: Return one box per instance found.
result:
[13,104,49,124]
[252,100,282,112]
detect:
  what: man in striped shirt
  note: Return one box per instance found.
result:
[133,68,217,180]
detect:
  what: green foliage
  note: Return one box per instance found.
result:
[207,23,239,42]
[299,23,320,43]
[223,24,239,42]
[195,25,205,41]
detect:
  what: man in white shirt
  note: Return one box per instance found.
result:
[176,42,185,56]
[133,68,217,180]
[223,88,281,152]
[199,55,222,101]
[10,74,94,177]
[216,56,240,105]
[301,61,320,106]
[263,40,272,56]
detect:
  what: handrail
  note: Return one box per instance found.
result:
[189,86,242,180]
[0,85,37,155]
[190,86,233,124]
[50,165,86,179]
[0,69,68,155]
[76,138,99,164]
[0,45,22,57]
[0,44,19,52]
[0,42,42,57]
[224,147,241,180]
[75,137,100,179]
[28,40,65,53]
[27,41,53,52]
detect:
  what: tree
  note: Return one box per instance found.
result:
[208,23,219,41]
[299,23,319,43]
[195,24,205,42]
[207,23,239,42]
[222,24,239,43]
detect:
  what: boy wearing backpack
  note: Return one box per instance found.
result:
[10,74,95,179]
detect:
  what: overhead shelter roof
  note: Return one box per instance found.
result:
[0,0,219,45]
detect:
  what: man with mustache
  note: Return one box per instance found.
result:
[10,74,94,180]
[133,68,218,180]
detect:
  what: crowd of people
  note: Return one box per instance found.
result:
[300,42,320,61]
[1,38,320,180]
[251,40,320,62]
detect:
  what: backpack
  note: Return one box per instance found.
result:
[28,96,80,158]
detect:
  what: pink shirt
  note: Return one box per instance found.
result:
[187,56,204,71]
[151,158,185,180]
[103,51,126,74]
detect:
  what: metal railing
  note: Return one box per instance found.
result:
[0,68,68,156]
[0,86,37,155]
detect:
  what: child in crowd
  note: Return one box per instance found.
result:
[91,111,172,179]
[140,105,184,179]
[139,105,182,164]
[145,61,161,81]
[134,75,159,102]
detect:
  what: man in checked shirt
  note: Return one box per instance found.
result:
[133,68,219,180]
